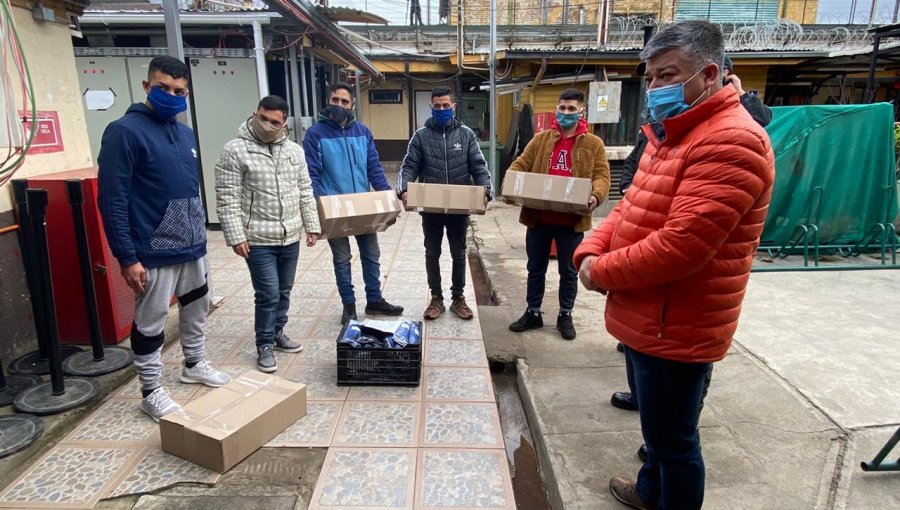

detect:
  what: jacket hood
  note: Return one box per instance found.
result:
[552,117,589,137]
[239,118,288,145]
[127,102,176,124]
[424,116,463,131]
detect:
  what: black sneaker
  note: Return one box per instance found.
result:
[557,312,576,340]
[509,310,543,332]
[365,299,404,316]
[341,303,357,325]
[274,331,303,353]
[256,344,277,373]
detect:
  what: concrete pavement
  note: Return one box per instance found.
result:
[472,201,899,510]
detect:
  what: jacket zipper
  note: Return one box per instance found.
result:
[657,288,669,338]
[171,124,196,248]
[443,130,449,184]
[272,144,286,240]
[343,127,358,193]
[246,190,255,230]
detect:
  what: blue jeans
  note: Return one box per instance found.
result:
[327,234,382,305]
[245,243,300,347]
[627,346,712,510]
[525,222,583,312]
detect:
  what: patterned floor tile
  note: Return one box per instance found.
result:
[309,448,416,510]
[292,282,337,299]
[426,317,483,339]
[291,338,338,365]
[106,446,218,498]
[296,270,336,285]
[225,341,298,366]
[289,298,330,317]
[383,281,429,300]
[116,364,201,401]
[310,316,345,339]
[281,316,317,339]
[346,384,422,401]
[332,401,421,447]
[211,268,252,283]
[420,403,504,449]
[385,271,428,285]
[283,365,348,401]
[266,401,343,447]
[214,296,257,315]
[205,315,253,337]
[415,449,515,509]
[424,367,494,402]
[191,365,262,399]
[210,279,251,297]
[0,445,139,507]
[160,335,242,364]
[425,339,488,367]
[64,399,159,444]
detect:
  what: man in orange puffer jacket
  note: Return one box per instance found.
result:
[574,21,774,510]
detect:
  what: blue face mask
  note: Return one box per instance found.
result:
[147,86,187,120]
[556,111,580,130]
[432,107,454,126]
[646,69,705,123]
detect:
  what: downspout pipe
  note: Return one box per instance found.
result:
[253,20,269,98]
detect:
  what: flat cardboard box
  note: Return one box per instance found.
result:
[317,190,402,240]
[160,371,307,473]
[405,183,486,215]
[501,170,592,214]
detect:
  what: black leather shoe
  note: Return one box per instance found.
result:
[365,299,404,316]
[637,444,648,463]
[509,310,543,332]
[611,392,639,411]
[616,342,625,353]
[341,303,357,325]
[556,312,576,340]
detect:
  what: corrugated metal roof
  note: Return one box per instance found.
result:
[319,6,388,25]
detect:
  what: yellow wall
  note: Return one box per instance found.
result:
[533,83,591,114]
[0,4,92,213]
[732,66,769,100]
[780,0,818,24]
[359,79,410,140]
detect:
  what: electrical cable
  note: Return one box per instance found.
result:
[0,0,37,185]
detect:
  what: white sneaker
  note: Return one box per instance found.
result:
[141,387,182,423]
[180,359,232,387]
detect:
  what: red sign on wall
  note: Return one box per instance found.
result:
[17,110,64,154]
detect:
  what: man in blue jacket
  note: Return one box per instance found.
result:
[303,82,403,325]
[98,56,231,422]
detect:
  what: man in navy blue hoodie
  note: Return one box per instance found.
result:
[303,82,403,325]
[98,56,231,422]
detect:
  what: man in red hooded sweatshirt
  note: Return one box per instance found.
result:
[506,88,610,340]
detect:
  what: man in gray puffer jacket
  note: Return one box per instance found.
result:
[215,95,320,373]
[396,86,493,321]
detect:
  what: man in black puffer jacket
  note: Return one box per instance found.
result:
[397,86,493,321]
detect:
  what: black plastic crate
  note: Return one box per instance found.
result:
[335,322,422,386]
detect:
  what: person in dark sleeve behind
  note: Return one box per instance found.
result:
[619,56,772,196]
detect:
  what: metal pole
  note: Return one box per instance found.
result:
[66,180,105,362]
[289,43,304,137]
[636,25,654,143]
[309,50,318,115]
[427,0,431,24]
[354,69,363,123]
[489,0,497,185]
[865,35,881,103]
[11,180,49,361]
[162,0,184,61]
[895,0,900,23]
[252,20,269,98]
[299,44,310,117]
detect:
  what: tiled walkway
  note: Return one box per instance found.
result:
[0,212,515,509]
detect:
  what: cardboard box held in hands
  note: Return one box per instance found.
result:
[317,190,402,240]
[160,371,307,473]
[501,171,592,214]
[405,183,487,215]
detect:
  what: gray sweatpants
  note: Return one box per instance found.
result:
[131,256,209,392]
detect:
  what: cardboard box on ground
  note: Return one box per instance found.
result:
[317,190,402,240]
[160,371,307,473]
[405,183,487,215]
[501,171,592,214]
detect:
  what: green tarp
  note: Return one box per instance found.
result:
[762,103,898,247]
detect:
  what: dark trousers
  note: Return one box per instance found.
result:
[525,223,583,312]
[626,346,713,510]
[422,213,468,299]
[246,243,300,347]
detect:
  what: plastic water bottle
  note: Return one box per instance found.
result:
[342,324,361,347]
[393,322,411,349]
[407,321,421,345]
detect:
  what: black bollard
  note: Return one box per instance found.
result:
[13,189,99,415]
[8,180,82,376]
[61,179,133,377]
[0,356,41,408]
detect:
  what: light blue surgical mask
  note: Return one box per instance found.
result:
[555,111,580,130]
[646,68,707,123]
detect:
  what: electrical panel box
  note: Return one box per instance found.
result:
[587,81,622,124]
[76,54,259,225]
